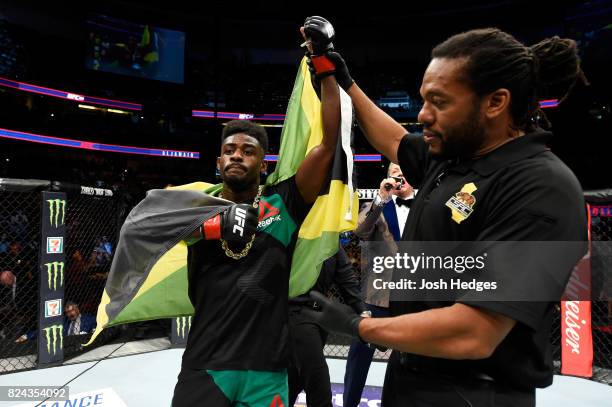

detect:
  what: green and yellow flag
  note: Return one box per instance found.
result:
[269,58,358,297]
[86,57,357,345]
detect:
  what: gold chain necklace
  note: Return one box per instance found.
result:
[219,185,264,260]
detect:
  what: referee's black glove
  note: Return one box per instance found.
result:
[325,51,354,91]
[306,51,355,99]
[304,291,363,339]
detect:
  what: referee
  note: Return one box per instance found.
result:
[303,18,588,407]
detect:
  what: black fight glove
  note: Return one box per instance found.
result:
[304,291,363,339]
[202,204,258,244]
[304,16,335,55]
[325,51,354,91]
[306,51,354,93]
[306,51,355,99]
[304,16,336,80]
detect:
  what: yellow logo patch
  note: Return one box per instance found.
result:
[445,183,477,224]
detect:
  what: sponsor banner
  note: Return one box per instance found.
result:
[561,300,593,377]
[170,316,193,347]
[358,189,379,201]
[80,186,113,197]
[561,204,593,377]
[38,191,67,365]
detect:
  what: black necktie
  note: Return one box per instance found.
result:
[395,197,413,208]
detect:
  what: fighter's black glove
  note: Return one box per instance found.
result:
[304,16,335,55]
[304,16,336,79]
[304,291,363,339]
[201,204,258,244]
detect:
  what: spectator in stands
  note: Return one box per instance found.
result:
[0,270,17,306]
[66,249,88,304]
[288,245,365,407]
[0,233,9,254]
[0,270,20,340]
[8,210,28,242]
[15,300,96,343]
[63,301,96,336]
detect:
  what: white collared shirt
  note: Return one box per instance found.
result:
[392,190,417,237]
[69,315,82,335]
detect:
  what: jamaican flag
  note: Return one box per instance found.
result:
[270,58,358,297]
[86,57,357,346]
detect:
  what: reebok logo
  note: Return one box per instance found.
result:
[259,200,280,221]
[257,200,282,229]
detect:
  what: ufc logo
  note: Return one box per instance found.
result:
[233,207,247,236]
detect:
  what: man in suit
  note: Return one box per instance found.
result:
[63,301,96,336]
[343,163,415,407]
[15,300,96,343]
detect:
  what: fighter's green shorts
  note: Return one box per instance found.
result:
[171,368,288,407]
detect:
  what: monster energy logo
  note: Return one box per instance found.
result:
[175,316,192,339]
[47,199,66,227]
[44,262,64,290]
[43,324,63,356]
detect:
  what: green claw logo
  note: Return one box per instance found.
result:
[47,199,66,227]
[175,316,192,339]
[43,325,63,355]
[44,262,64,290]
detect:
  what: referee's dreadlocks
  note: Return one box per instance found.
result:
[431,28,588,131]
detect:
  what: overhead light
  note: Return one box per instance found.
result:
[107,108,129,115]
[78,104,98,110]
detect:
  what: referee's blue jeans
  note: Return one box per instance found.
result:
[343,304,389,407]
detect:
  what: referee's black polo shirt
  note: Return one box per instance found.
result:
[392,129,587,390]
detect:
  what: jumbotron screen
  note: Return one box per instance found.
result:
[85,14,185,84]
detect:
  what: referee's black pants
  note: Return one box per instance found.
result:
[382,352,535,407]
[287,304,333,407]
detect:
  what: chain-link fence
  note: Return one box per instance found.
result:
[590,210,612,382]
[324,233,392,360]
[0,180,123,374]
[550,200,612,385]
[0,188,41,373]
[61,186,121,361]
